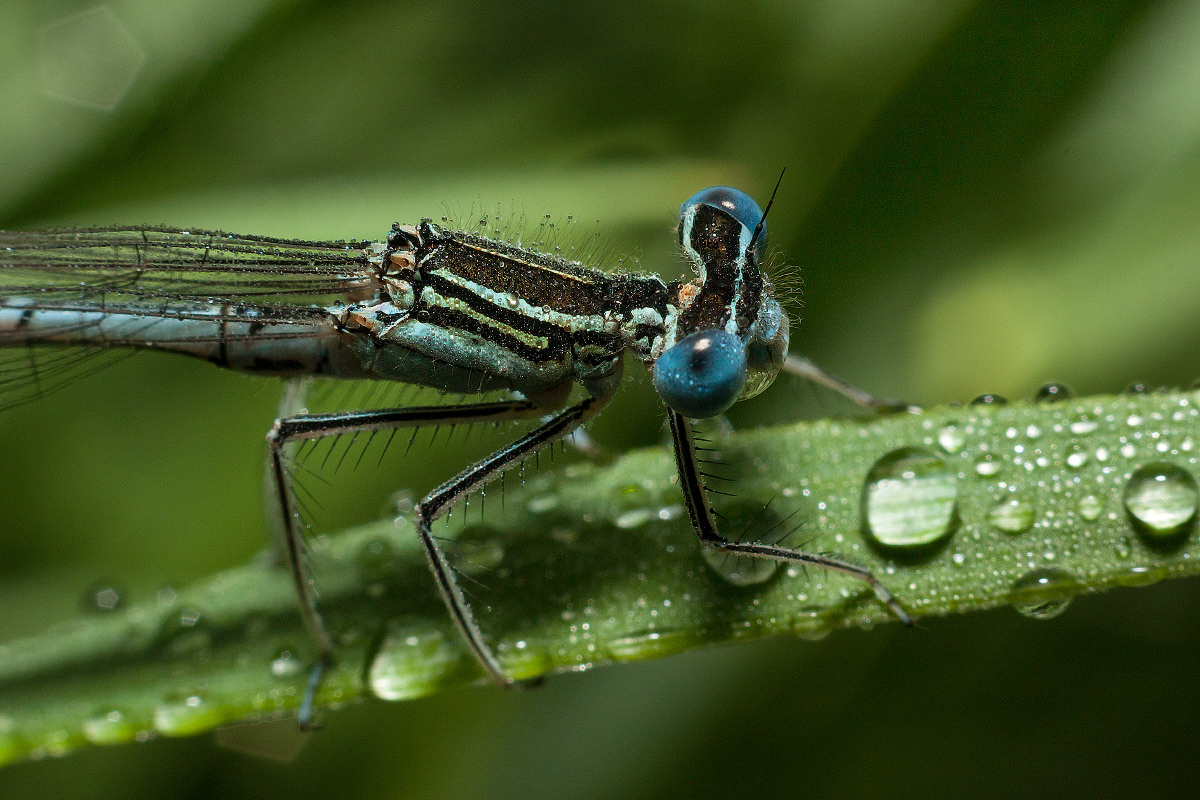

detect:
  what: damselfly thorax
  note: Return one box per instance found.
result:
[0,186,911,725]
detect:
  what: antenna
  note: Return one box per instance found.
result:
[747,167,785,257]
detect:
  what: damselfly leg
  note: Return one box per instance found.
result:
[267,388,613,726]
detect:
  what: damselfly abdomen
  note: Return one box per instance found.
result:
[0,186,911,723]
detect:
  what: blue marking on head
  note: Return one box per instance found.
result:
[680,186,767,265]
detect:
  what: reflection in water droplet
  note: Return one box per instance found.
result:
[988,496,1036,534]
[1065,448,1089,469]
[1122,462,1199,539]
[862,447,958,548]
[937,424,965,454]
[1009,568,1080,619]
[1034,383,1072,402]
[82,710,139,745]
[970,394,1008,406]
[1078,494,1104,521]
[701,547,779,587]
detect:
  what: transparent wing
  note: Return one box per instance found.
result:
[0,225,383,408]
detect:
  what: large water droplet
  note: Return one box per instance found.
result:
[970,393,1008,406]
[1034,382,1072,402]
[1078,494,1104,521]
[937,424,965,454]
[154,694,224,737]
[701,547,779,587]
[270,650,304,679]
[606,629,699,662]
[1122,462,1199,540]
[862,447,958,548]
[1009,568,1080,619]
[988,496,1036,534]
[82,709,139,745]
[369,629,458,701]
[974,454,1003,477]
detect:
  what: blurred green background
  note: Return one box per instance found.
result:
[3,0,1200,796]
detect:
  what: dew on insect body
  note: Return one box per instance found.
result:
[1122,462,1199,540]
[1008,568,1081,619]
[988,496,1036,534]
[861,447,958,548]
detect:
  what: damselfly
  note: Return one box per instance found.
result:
[0,185,911,722]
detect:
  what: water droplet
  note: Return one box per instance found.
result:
[701,547,779,587]
[154,694,224,737]
[606,629,698,662]
[988,496,1036,534]
[1065,448,1089,469]
[862,447,958,548]
[1113,538,1132,559]
[369,629,459,701]
[454,534,506,575]
[1125,382,1148,395]
[937,424,965,454]
[1069,419,1098,435]
[527,495,558,514]
[1077,494,1104,521]
[614,508,653,529]
[356,536,399,583]
[82,583,123,612]
[1122,462,1199,539]
[970,393,1008,406]
[1009,568,1080,619]
[1034,382,1072,402]
[82,710,139,745]
[789,607,833,641]
[499,640,552,681]
[504,292,520,309]
[974,454,1003,477]
[270,650,304,679]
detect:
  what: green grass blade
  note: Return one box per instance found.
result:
[3,390,1200,764]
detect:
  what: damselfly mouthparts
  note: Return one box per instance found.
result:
[0,186,911,722]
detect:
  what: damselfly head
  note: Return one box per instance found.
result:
[652,186,790,418]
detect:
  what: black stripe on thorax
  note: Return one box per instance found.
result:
[417,223,611,315]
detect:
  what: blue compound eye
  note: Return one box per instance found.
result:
[680,186,767,262]
[652,329,748,419]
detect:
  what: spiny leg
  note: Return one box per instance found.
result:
[666,410,913,625]
[783,354,918,414]
[412,395,611,686]
[267,397,554,728]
